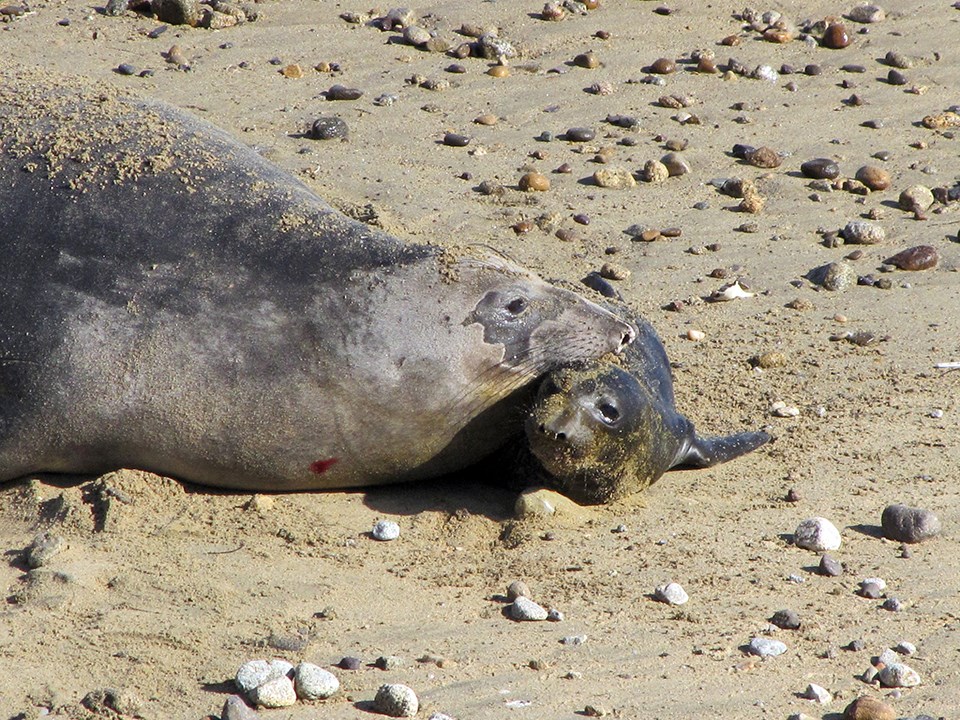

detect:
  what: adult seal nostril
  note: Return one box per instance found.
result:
[0,68,632,492]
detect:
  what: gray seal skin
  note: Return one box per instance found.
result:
[0,69,635,491]
[527,317,770,504]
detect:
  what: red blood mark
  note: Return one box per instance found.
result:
[310,457,339,474]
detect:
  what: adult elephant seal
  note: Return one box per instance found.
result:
[527,316,769,504]
[0,69,635,491]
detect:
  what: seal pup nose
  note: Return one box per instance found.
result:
[613,321,637,353]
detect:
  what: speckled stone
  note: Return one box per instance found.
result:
[373,684,419,717]
[881,504,941,543]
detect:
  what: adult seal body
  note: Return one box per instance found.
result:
[527,316,769,504]
[0,70,635,491]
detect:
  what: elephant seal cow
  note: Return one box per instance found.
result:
[0,69,635,491]
[527,317,769,504]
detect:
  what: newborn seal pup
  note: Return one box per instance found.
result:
[0,69,634,491]
[527,316,769,504]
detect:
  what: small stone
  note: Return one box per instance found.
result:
[372,519,400,541]
[249,677,297,709]
[599,262,629,281]
[310,117,348,140]
[921,112,960,129]
[818,554,843,576]
[561,634,587,646]
[660,152,690,176]
[848,4,885,23]
[747,637,787,657]
[898,184,934,212]
[744,146,781,168]
[794,517,842,551]
[654,582,689,605]
[885,246,938,271]
[442,133,470,147]
[882,597,903,611]
[519,172,550,192]
[116,63,138,76]
[814,261,857,291]
[642,160,669,183]
[878,662,921,688]
[373,684,419,717]
[887,69,908,86]
[801,158,840,180]
[843,696,896,720]
[326,85,364,100]
[541,2,565,21]
[474,114,498,126]
[339,656,362,670]
[593,166,636,189]
[649,57,676,74]
[294,662,339,700]
[104,0,127,15]
[822,23,851,49]
[854,165,890,190]
[895,640,917,655]
[842,221,885,244]
[382,8,415,30]
[281,64,303,79]
[752,64,778,82]
[507,580,531,601]
[375,655,404,671]
[565,127,596,142]
[770,609,800,629]
[574,51,600,69]
[151,0,200,26]
[487,65,510,78]
[547,607,564,621]
[881,503,940,541]
[803,683,832,703]
[510,596,548,621]
[25,532,64,569]
[221,695,261,720]
[236,659,294,694]
[403,25,431,47]
[859,581,884,599]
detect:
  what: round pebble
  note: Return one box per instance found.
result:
[510,596,549,621]
[794,517,842,551]
[660,152,690,176]
[882,597,903,612]
[842,220,885,244]
[593,166,636,188]
[310,117,348,140]
[855,165,890,190]
[881,504,941,542]
[642,160,669,183]
[403,25,431,47]
[770,609,800,629]
[339,656,362,670]
[822,23,851,48]
[152,0,200,26]
[895,640,917,655]
[848,4,886,23]
[885,246,938,271]
[574,51,600,69]
[374,684,419,717]
[294,662,340,700]
[372,519,401,541]
[326,85,363,100]
[519,172,550,191]
[886,69,907,86]
[815,261,857,291]
[859,581,884,599]
[649,57,676,74]
[249,677,297,709]
[236,659,294,694]
[474,114,498,126]
[898,184,934,211]
[748,637,787,657]
[565,127,596,142]
[487,65,510,78]
[507,580,531,600]
[442,132,470,147]
[744,146,781,168]
[843,696,896,720]
[116,63,138,76]
[654,582,689,605]
[878,662,921,688]
[801,158,840,180]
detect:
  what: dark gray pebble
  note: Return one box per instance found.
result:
[804,64,822,76]
[801,158,840,180]
[731,143,754,159]
[222,694,261,720]
[442,133,470,147]
[819,554,843,576]
[770,609,801,630]
[326,84,364,100]
[147,25,167,37]
[605,114,639,129]
[573,213,590,225]
[445,64,466,73]
[881,504,941,543]
[859,581,883,599]
[780,64,795,75]
[581,272,621,299]
[57,17,70,24]
[847,638,866,651]
[537,131,553,142]
[863,119,884,129]
[151,0,200,26]
[565,127,596,142]
[882,597,903,612]
[339,656,362,670]
[310,117,348,140]
[116,63,138,75]
[887,69,908,85]
[841,64,866,73]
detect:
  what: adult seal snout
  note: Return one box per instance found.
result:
[0,69,635,491]
[527,317,769,504]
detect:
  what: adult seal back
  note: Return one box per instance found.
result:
[0,69,635,491]
[527,316,769,504]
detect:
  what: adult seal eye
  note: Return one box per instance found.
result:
[506,297,528,315]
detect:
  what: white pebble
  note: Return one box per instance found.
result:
[372,519,401,541]
[895,640,917,655]
[861,576,887,591]
[848,4,885,23]
[878,648,899,666]
[236,659,294,693]
[794,517,841,551]
[753,64,778,82]
[842,220,885,244]
[878,662,922,688]
[510,596,548,621]
[294,662,340,700]
[428,714,456,720]
[654,582,689,606]
[802,683,832,704]
[748,637,787,657]
[770,400,800,417]
[687,328,705,341]
[249,676,297,708]
[374,683,419,717]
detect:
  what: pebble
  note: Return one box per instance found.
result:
[510,596,549,621]
[507,580,531,601]
[649,57,677,74]
[859,581,884,599]
[116,63,138,76]
[887,69,907,86]
[642,160,670,183]
[487,65,510,78]
[326,85,364,100]
[822,23,851,48]
[803,683,832,703]
[249,677,297,709]
[236,659,294,694]
[884,50,912,69]
[374,684,419,717]
[801,158,840,180]
[843,696,896,720]
[541,2,565,21]
[403,25,431,47]
[582,272,618,297]
[744,146,781,168]
[885,245,938,271]
[878,663,921,688]
[565,127,596,142]
[519,172,550,191]
[748,637,788,657]
[105,0,127,14]
[375,655,404,670]
[561,634,587,646]
[770,609,800,629]
[310,117,348,140]
[814,261,857,291]
[593,167,636,188]
[660,152,690,176]
[599,262,630,281]
[882,597,903,612]
[794,517,842,551]
[222,695,261,720]
[294,662,339,700]
[574,51,600,69]
[881,504,941,542]
[895,640,917,655]
[848,4,886,23]
[821,554,844,575]
[752,64,779,82]
[474,113,498,126]
[654,582,689,605]
[898,184,934,211]
[339,656,362,670]
[152,0,200,26]
[854,165,890,190]
[25,532,64,569]
[442,133,470,147]
[842,221,885,244]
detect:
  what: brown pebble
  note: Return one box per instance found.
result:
[583,0,600,8]
[660,227,682,237]
[786,298,814,311]
[720,34,740,46]
[845,249,864,261]
[281,64,304,79]
[519,172,550,192]
[326,84,363,100]
[822,23,851,49]
[555,163,572,174]
[595,29,610,40]
[555,228,579,242]
[599,262,630,281]
[474,114,498,126]
[855,165,891,191]
[165,45,187,65]
[745,146,781,168]
[843,696,896,720]
[755,351,787,369]
[763,28,793,43]
[696,57,717,73]
[649,57,676,74]
[573,214,590,225]
[885,245,938,271]
[487,65,510,78]
[738,191,765,213]
[513,220,534,234]
[574,52,600,69]
[637,229,660,242]
[786,488,801,502]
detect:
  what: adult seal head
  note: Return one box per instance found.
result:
[0,68,635,491]
[526,317,769,504]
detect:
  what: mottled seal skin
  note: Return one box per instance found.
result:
[0,70,635,491]
[527,317,769,504]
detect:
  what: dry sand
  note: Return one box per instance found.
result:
[1,1,959,718]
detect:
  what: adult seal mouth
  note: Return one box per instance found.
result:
[0,68,634,492]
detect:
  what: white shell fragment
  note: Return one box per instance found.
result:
[374,683,420,717]
[236,658,294,693]
[510,596,549,621]
[770,401,800,417]
[249,676,297,708]
[710,280,755,302]
[878,662,922,688]
[794,517,842,551]
[294,662,340,700]
[654,582,689,606]
[372,519,401,541]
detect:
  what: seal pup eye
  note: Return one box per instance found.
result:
[597,400,620,423]
[506,297,528,315]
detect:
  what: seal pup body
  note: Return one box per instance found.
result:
[0,70,634,490]
[527,317,769,504]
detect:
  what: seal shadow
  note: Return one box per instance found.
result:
[360,472,517,520]
[848,523,885,539]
